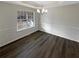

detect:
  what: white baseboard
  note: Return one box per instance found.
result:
[39,29,79,43]
[0,29,38,47]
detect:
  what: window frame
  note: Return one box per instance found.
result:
[17,11,35,32]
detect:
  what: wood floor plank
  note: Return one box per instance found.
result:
[0,31,79,58]
[50,37,65,58]
[16,33,50,58]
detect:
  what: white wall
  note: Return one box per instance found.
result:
[40,3,79,42]
[1,2,79,47]
[0,2,39,47]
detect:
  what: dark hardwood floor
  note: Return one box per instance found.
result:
[0,31,79,58]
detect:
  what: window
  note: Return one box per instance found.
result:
[17,11,35,31]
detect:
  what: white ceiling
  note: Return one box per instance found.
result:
[3,1,79,9]
[32,1,79,8]
[32,1,54,6]
[22,1,63,8]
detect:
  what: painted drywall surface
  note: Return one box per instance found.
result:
[0,2,39,47]
[40,3,79,42]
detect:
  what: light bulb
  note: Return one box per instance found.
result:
[45,9,48,13]
[37,9,40,13]
[42,8,45,13]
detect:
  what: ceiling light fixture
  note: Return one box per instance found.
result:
[42,8,48,13]
[37,8,47,14]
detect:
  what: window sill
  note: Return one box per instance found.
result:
[17,26,34,32]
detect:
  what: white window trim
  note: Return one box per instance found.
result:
[17,12,35,32]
